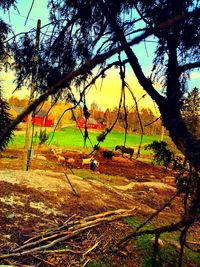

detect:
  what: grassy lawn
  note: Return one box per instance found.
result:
[9,126,168,152]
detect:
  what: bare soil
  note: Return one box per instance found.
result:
[0,148,199,267]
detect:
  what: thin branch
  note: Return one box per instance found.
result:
[184,243,200,253]
[24,0,35,26]
[116,217,194,249]
[144,116,161,127]
[99,1,162,106]
[132,0,151,26]
[118,53,128,146]
[135,191,180,233]
[48,103,78,145]
[5,19,67,43]
[126,83,144,158]
[95,82,124,147]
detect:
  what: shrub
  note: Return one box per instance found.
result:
[145,141,174,168]
[38,129,49,145]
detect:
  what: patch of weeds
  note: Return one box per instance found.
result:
[123,217,153,266]
[151,230,200,266]
[123,216,153,230]
[73,169,99,181]
[123,217,200,266]
[186,248,200,266]
[123,217,178,266]
[73,169,125,185]
[134,234,153,267]
[134,234,178,267]
[161,231,179,241]
[157,245,177,267]
[86,256,113,267]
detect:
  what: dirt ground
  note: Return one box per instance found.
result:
[0,148,199,266]
[0,148,176,180]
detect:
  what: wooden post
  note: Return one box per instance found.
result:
[160,125,165,141]
[23,19,41,171]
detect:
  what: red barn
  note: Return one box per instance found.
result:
[76,117,105,130]
[24,110,54,127]
[11,106,54,127]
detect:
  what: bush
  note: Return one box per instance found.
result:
[145,141,174,168]
[38,129,49,145]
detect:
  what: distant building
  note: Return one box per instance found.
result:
[76,117,105,130]
[11,106,54,127]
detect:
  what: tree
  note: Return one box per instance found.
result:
[0,88,13,150]
[90,101,99,119]
[182,87,200,138]
[0,0,16,66]
[140,108,157,134]
[0,0,16,149]
[0,1,200,265]
[8,96,29,107]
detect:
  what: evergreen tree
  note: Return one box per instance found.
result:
[0,0,17,150]
[182,87,200,138]
[0,0,16,65]
[0,88,13,150]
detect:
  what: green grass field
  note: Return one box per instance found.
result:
[9,126,167,152]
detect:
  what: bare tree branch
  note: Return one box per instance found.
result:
[178,62,200,73]
[24,0,35,26]
[116,216,194,249]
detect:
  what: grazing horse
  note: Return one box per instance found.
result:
[115,145,134,159]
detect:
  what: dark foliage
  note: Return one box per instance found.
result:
[0,90,14,150]
[145,140,174,168]
[0,0,16,11]
[181,87,200,137]
[0,0,16,64]
[38,129,49,145]
[0,20,11,64]
[138,1,200,92]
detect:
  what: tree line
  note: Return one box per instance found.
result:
[8,86,200,138]
[8,95,164,134]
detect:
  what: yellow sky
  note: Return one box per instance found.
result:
[1,70,30,99]
[1,67,160,114]
[85,67,160,114]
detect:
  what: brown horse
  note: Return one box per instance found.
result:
[115,145,134,159]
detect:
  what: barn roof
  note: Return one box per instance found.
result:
[11,106,48,118]
[77,117,97,124]
[34,110,48,118]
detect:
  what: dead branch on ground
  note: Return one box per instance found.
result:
[0,208,136,260]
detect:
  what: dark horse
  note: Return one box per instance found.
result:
[115,145,134,159]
